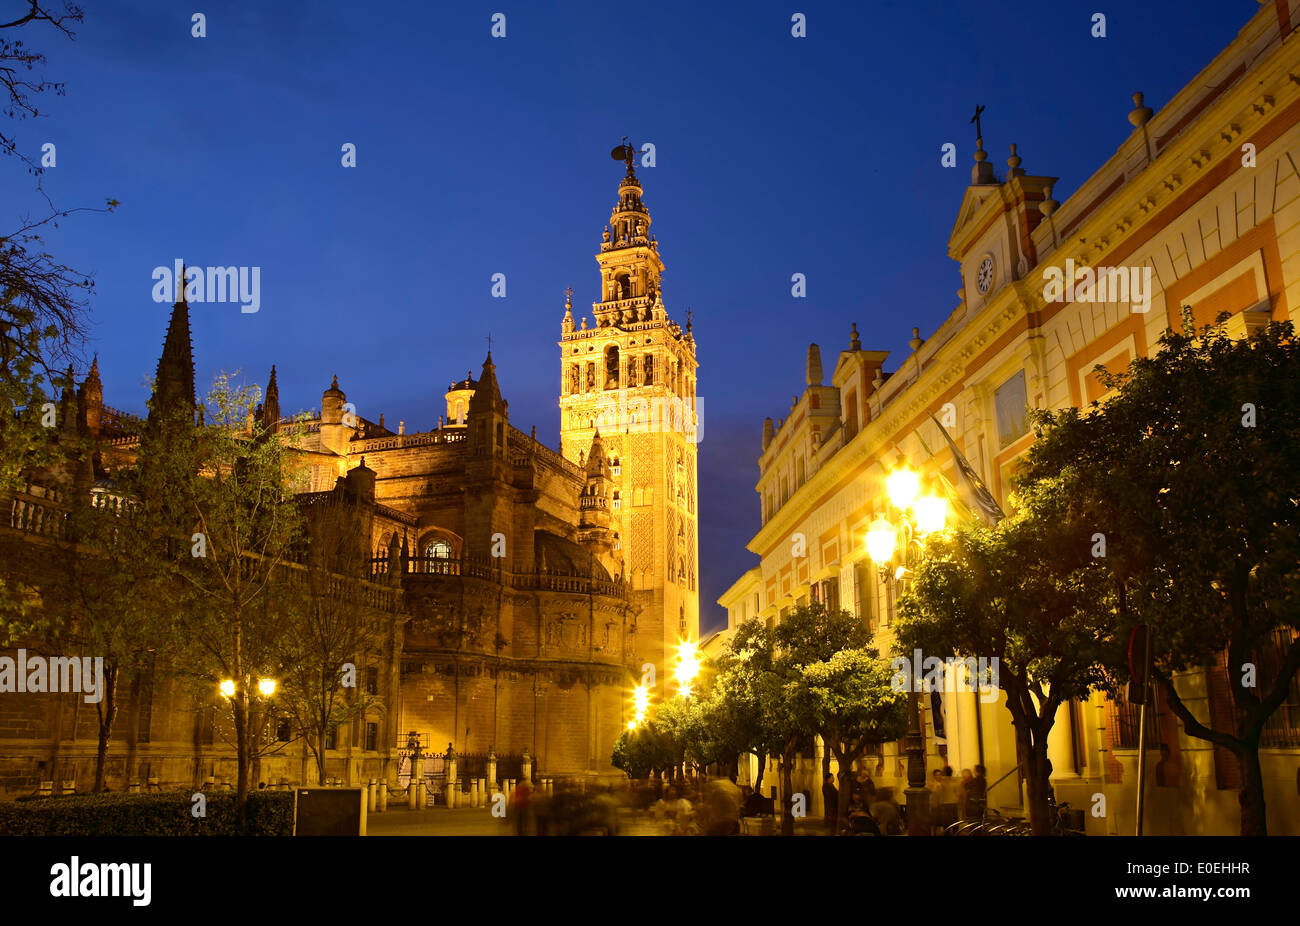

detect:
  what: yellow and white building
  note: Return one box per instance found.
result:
[719,1,1300,834]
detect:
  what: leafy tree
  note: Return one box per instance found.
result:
[708,619,784,791]
[53,463,179,792]
[1020,315,1300,835]
[274,490,386,785]
[612,718,677,780]
[157,375,304,821]
[897,477,1115,834]
[785,648,907,827]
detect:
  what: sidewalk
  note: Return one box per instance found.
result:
[367,806,510,836]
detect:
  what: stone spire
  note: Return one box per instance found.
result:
[562,287,575,334]
[469,351,504,413]
[79,354,103,437]
[806,343,823,385]
[261,364,280,431]
[147,279,197,429]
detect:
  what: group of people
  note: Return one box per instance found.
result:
[822,769,903,836]
[820,763,988,835]
[929,764,987,833]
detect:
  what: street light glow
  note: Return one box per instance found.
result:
[674,640,700,695]
[258,678,276,697]
[866,516,897,566]
[914,493,948,534]
[219,679,235,698]
[886,467,921,510]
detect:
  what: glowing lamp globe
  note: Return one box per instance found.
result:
[866,517,897,566]
[914,494,948,535]
[886,468,921,511]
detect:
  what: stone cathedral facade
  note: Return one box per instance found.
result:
[0,153,700,794]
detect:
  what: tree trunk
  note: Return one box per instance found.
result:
[779,752,794,836]
[92,663,120,792]
[1235,743,1267,836]
[835,746,859,829]
[233,692,250,830]
[316,733,327,786]
[1022,735,1053,836]
[754,752,766,793]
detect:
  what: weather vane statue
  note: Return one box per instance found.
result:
[610,136,636,177]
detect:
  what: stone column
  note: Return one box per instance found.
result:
[522,748,532,784]
[486,749,497,793]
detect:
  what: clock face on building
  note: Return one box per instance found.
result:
[976,255,995,295]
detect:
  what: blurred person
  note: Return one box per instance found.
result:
[822,773,840,835]
[967,764,988,818]
[511,778,533,836]
[870,787,901,836]
[935,766,960,833]
[706,774,743,836]
[959,768,974,819]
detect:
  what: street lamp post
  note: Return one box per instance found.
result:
[866,465,948,836]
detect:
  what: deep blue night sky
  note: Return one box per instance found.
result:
[0,0,1259,630]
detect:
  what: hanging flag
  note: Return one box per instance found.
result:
[927,415,1006,525]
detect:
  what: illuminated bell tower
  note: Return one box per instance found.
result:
[559,141,700,688]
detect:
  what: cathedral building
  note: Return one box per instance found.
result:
[0,151,699,794]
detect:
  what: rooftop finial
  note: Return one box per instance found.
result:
[970,104,985,143]
[1007,142,1024,178]
[611,137,636,178]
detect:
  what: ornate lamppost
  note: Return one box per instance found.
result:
[865,465,948,836]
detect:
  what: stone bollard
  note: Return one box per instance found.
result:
[368,779,377,813]
[60,779,76,795]
[38,781,53,797]
[469,778,478,808]
[417,779,428,810]
[408,778,418,810]
[148,777,160,792]
[128,782,140,793]
[377,781,388,812]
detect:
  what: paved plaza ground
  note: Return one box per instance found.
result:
[365,806,826,836]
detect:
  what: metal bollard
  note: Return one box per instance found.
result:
[368,779,377,813]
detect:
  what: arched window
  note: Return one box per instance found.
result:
[604,346,620,390]
[424,539,451,574]
[643,355,654,385]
